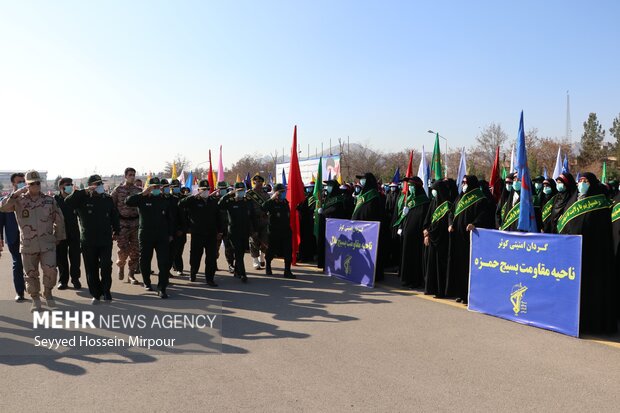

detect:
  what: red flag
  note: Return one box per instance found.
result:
[489,146,501,203]
[208,149,215,193]
[402,150,413,202]
[286,125,305,265]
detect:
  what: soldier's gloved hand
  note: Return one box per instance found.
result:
[317,208,324,214]
[397,228,403,236]
[402,207,409,216]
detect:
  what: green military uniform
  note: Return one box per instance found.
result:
[168,178,187,274]
[126,177,175,298]
[179,179,220,284]
[219,182,254,282]
[215,181,235,272]
[262,183,294,278]
[66,175,120,301]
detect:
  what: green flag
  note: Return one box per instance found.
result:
[431,133,442,180]
[501,166,507,180]
[602,161,607,183]
[313,157,323,239]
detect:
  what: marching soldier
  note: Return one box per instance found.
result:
[246,174,269,269]
[126,177,175,298]
[66,175,120,303]
[169,178,187,275]
[0,170,66,312]
[111,167,141,284]
[179,180,220,286]
[214,181,235,273]
[54,177,82,289]
[262,183,295,278]
[219,182,254,282]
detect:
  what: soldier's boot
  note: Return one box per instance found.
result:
[127,271,139,285]
[259,252,266,267]
[227,260,235,274]
[31,297,43,313]
[43,288,56,308]
[283,259,295,279]
[118,265,125,281]
[252,257,261,270]
[265,260,273,275]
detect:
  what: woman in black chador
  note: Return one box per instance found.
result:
[446,175,492,304]
[394,177,430,288]
[423,179,453,297]
[559,172,617,335]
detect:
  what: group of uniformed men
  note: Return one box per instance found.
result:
[0,168,294,312]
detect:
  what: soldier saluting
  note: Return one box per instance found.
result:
[0,170,66,312]
[126,177,175,298]
[66,175,120,303]
[262,183,295,278]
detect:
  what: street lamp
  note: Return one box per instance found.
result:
[428,130,448,178]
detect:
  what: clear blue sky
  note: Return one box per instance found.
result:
[1,0,619,179]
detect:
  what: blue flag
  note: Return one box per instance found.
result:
[392,167,400,184]
[281,168,287,187]
[562,154,569,174]
[543,166,548,179]
[268,173,274,186]
[185,171,193,189]
[576,172,580,181]
[244,173,251,189]
[516,111,537,232]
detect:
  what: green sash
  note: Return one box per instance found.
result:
[324,194,345,209]
[431,201,451,225]
[499,202,520,231]
[557,194,611,234]
[612,202,620,223]
[454,187,485,217]
[541,195,557,223]
[500,201,508,221]
[353,189,379,215]
[392,192,430,227]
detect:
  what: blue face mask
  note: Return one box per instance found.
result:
[326,186,333,194]
[16,182,26,189]
[505,183,512,191]
[152,189,161,196]
[354,187,361,194]
[512,181,521,192]
[534,183,542,191]
[578,182,589,195]
[236,190,245,198]
[173,187,180,194]
[543,187,552,195]
[360,179,366,187]
[556,182,565,192]
[163,188,170,195]
[431,189,438,198]
[279,192,286,200]
[64,185,74,194]
[95,185,105,194]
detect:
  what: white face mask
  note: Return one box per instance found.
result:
[200,191,209,198]
[95,185,105,194]
[360,178,366,187]
[462,184,468,192]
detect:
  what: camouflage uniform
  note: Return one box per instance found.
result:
[245,188,270,258]
[111,182,141,277]
[0,192,66,299]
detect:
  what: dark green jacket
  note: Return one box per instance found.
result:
[126,193,175,239]
[179,194,221,235]
[65,189,120,247]
[262,198,291,234]
[54,194,80,242]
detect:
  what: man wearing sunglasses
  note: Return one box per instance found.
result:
[0,170,66,312]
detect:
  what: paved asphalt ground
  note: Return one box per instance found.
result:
[0,242,619,412]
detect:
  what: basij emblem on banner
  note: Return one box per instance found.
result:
[324,218,380,287]
[469,229,582,337]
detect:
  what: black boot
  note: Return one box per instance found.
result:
[283,260,295,279]
[265,260,273,275]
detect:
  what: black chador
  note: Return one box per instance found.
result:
[446,175,492,303]
[394,177,429,288]
[352,172,385,279]
[558,173,616,335]
[316,180,348,269]
[422,180,453,297]
[548,173,577,234]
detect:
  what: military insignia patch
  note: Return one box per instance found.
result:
[22,209,29,218]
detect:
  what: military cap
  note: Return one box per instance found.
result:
[25,170,42,184]
[88,174,106,185]
[252,173,265,182]
[147,177,161,186]
[217,181,228,189]
[58,177,73,187]
[234,182,246,190]
[198,179,210,189]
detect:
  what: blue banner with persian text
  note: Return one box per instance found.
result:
[324,218,380,287]
[468,229,582,337]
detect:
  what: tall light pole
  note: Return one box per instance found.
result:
[428,130,448,178]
